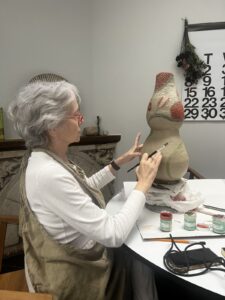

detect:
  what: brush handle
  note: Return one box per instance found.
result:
[127,150,157,173]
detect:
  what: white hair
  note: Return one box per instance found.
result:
[8,80,81,149]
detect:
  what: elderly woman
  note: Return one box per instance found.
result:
[8,81,161,300]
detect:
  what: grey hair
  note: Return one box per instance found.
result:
[8,80,81,149]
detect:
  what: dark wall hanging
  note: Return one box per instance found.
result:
[177,19,225,121]
[176,19,207,85]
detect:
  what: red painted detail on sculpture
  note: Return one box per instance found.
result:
[147,102,152,111]
[170,102,184,120]
[155,72,172,91]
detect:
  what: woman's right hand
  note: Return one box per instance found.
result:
[135,152,162,194]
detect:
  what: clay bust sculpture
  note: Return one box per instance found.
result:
[142,72,189,184]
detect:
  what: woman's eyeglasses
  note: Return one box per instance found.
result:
[67,111,84,125]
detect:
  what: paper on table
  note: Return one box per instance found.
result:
[136,208,221,240]
[187,179,225,209]
[123,180,225,240]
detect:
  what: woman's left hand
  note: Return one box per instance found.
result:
[114,133,143,167]
[123,132,143,163]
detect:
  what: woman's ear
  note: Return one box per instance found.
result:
[48,128,56,138]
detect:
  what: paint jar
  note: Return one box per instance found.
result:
[212,214,225,234]
[184,211,196,231]
[160,211,172,232]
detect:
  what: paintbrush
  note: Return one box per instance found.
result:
[150,238,190,244]
[127,142,168,173]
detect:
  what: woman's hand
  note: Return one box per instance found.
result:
[113,133,143,168]
[135,152,162,194]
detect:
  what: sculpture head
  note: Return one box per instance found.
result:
[147,72,184,130]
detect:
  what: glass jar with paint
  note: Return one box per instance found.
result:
[212,214,225,234]
[160,211,172,232]
[184,210,196,231]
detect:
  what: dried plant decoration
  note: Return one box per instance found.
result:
[176,19,207,85]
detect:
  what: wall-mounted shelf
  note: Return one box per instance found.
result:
[0,135,121,151]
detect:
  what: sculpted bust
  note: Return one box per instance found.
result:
[142,72,189,183]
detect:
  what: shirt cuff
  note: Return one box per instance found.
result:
[106,165,116,180]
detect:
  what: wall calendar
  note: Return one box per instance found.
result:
[182,22,225,121]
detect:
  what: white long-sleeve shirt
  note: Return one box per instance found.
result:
[25,151,146,249]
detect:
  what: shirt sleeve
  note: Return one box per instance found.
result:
[36,163,145,247]
[85,165,115,189]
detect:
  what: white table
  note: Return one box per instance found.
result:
[106,179,225,298]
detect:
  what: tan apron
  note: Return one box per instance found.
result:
[19,149,127,300]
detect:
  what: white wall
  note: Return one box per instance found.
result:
[1,0,225,191]
[90,0,225,190]
[0,0,91,137]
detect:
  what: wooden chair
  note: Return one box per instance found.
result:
[0,215,27,291]
[0,215,53,299]
[0,290,53,300]
[0,215,22,273]
[187,167,205,179]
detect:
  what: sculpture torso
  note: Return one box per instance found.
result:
[142,72,189,183]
